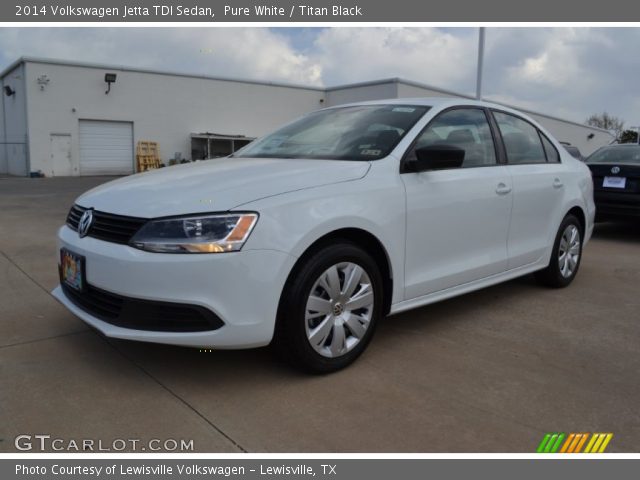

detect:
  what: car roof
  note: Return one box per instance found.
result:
[330,97,524,114]
[325,97,555,138]
[598,144,640,149]
[326,97,550,126]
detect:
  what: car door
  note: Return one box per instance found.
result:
[491,110,567,269]
[401,107,513,300]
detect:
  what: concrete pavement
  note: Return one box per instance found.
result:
[1,176,639,452]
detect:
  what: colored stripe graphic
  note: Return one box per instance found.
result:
[536,433,552,453]
[574,433,589,453]
[584,433,614,453]
[549,433,565,453]
[559,433,575,453]
[538,433,613,453]
[537,433,565,453]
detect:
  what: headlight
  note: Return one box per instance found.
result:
[130,213,258,253]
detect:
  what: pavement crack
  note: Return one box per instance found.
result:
[0,330,87,349]
[1,249,247,452]
[101,337,248,453]
[0,250,54,298]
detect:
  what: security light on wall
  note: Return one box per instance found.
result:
[104,73,117,94]
[37,75,50,91]
[3,85,15,97]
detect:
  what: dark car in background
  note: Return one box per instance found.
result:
[586,144,640,221]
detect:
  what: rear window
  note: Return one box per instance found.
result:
[493,111,546,165]
[540,134,560,163]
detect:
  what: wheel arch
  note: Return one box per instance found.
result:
[566,205,586,235]
[278,227,394,317]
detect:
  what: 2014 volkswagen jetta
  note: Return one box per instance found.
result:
[53,98,595,372]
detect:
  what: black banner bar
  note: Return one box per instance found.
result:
[2,458,640,480]
[4,0,640,22]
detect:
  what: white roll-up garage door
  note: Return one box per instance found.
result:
[79,120,133,175]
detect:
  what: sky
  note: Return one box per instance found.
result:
[1,27,639,128]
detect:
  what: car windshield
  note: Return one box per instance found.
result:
[587,146,640,164]
[233,105,430,161]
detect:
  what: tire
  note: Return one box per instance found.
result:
[274,242,384,373]
[535,214,583,288]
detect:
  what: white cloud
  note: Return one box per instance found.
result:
[1,27,640,125]
[309,27,476,91]
[0,28,323,85]
[483,28,640,124]
[504,29,589,89]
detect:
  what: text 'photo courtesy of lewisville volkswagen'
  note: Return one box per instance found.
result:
[53,98,594,373]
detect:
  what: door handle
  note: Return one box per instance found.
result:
[553,178,564,189]
[496,183,512,195]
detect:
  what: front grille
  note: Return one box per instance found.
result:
[66,205,147,245]
[61,282,224,332]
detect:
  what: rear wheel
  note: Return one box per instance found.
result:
[535,214,583,288]
[274,242,383,373]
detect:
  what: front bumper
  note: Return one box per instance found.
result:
[53,225,297,348]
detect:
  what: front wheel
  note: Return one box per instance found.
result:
[535,214,583,288]
[274,242,383,373]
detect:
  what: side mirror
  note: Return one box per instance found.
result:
[406,145,465,172]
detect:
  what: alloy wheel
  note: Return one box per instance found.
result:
[304,262,374,358]
[558,224,581,278]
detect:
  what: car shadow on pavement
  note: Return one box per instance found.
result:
[97,274,541,380]
[592,221,640,243]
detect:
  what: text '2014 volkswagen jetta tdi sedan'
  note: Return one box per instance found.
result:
[53,98,595,373]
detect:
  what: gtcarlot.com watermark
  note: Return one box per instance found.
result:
[14,434,194,452]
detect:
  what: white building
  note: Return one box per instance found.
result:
[0,57,614,177]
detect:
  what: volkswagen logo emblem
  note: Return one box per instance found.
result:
[611,166,621,174]
[78,209,94,238]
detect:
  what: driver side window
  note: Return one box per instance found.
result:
[407,108,497,168]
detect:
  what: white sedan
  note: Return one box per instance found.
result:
[53,98,595,372]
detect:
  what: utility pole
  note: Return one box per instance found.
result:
[476,27,486,100]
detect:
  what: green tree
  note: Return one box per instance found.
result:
[585,112,625,141]
[619,129,639,144]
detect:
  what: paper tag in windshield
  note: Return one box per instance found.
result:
[263,135,287,149]
[392,107,416,113]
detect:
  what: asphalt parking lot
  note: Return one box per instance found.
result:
[1,176,639,453]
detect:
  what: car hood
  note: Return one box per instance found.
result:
[76,157,371,218]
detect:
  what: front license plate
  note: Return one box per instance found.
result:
[603,176,626,189]
[60,248,85,292]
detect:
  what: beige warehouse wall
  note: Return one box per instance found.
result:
[1,64,28,176]
[13,60,615,176]
[521,112,613,156]
[325,82,398,107]
[24,62,324,176]
[396,82,467,99]
[0,77,5,174]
